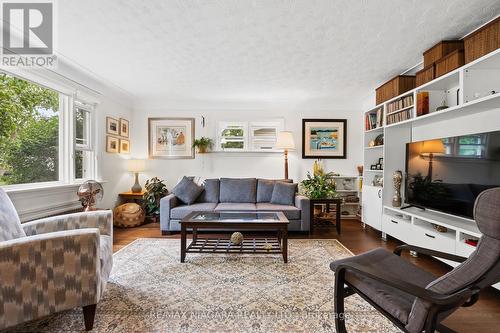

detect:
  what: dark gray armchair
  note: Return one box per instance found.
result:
[330,187,500,333]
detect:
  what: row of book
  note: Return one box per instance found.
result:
[365,107,383,130]
[386,109,412,125]
[387,95,414,114]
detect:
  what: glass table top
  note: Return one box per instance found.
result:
[185,211,287,223]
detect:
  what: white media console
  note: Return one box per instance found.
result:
[361,36,500,290]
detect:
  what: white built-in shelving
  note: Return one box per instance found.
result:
[361,46,500,290]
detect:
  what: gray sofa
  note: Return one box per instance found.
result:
[160,178,310,234]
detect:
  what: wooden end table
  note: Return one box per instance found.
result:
[309,198,343,235]
[118,191,145,204]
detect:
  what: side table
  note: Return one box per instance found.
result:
[309,198,342,235]
[118,191,145,205]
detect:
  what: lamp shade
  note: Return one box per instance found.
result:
[421,139,445,155]
[276,131,295,150]
[127,159,146,172]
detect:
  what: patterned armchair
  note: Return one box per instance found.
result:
[0,189,113,331]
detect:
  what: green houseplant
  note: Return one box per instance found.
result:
[299,172,338,199]
[192,137,214,153]
[142,177,169,219]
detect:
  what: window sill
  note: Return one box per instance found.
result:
[1,180,108,195]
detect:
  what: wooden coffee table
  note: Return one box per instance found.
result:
[179,211,289,263]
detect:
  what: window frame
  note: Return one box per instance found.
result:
[217,121,248,151]
[72,100,97,182]
[0,69,98,191]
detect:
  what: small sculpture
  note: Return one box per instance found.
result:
[263,243,273,251]
[230,232,244,245]
[392,171,403,207]
[357,165,363,176]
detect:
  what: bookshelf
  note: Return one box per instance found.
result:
[362,46,500,291]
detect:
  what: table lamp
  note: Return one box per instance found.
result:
[127,159,146,193]
[420,139,445,180]
[276,131,295,180]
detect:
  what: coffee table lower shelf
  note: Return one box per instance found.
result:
[186,237,282,254]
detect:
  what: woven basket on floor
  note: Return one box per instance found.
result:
[113,203,145,228]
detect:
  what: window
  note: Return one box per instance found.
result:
[218,122,247,151]
[249,121,282,151]
[74,101,95,180]
[216,120,284,152]
[0,72,60,186]
[0,71,96,188]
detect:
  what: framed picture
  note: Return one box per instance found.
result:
[119,118,129,138]
[106,136,119,153]
[302,119,347,159]
[106,117,119,135]
[148,117,195,159]
[120,139,130,154]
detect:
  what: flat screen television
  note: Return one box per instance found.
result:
[405,130,500,219]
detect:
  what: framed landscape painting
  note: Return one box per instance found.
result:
[119,118,129,138]
[106,117,119,135]
[106,136,119,153]
[148,117,195,159]
[120,139,130,154]
[302,119,347,159]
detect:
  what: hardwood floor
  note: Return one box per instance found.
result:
[113,219,500,333]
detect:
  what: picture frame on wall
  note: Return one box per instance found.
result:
[106,136,119,153]
[106,117,119,135]
[120,139,130,154]
[302,119,347,159]
[119,118,129,138]
[148,117,195,159]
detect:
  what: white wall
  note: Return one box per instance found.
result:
[130,102,363,190]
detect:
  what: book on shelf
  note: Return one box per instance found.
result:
[417,92,429,116]
[365,107,383,130]
[386,95,414,114]
[386,108,412,125]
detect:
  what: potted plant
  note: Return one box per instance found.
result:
[142,177,169,222]
[299,172,338,199]
[192,137,213,154]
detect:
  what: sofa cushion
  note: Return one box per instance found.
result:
[171,202,218,219]
[270,182,297,206]
[256,179,292,203]
[219,178,257,203]
[0,188,26,242]
[172,176,204,205]
[214,203,257,211]
[197,178,220,203]
[256,203,301,220]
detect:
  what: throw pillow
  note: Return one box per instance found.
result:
[0,189,26,241]
[172,176,204,205]
[256,179,293,202]
[270,182,297,206]
[197,178,220,203]
[219,178,257,203]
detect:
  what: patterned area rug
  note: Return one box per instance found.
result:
[9,239,400,333]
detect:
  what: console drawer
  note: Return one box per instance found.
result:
[413,224,456,254]
[382,215,412,243]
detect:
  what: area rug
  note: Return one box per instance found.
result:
[8,239,400,333]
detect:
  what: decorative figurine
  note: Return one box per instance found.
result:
[392,171,403,207]
[230,232,244,245]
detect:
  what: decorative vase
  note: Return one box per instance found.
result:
[198,146,208,154]
[392,171,403,207]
